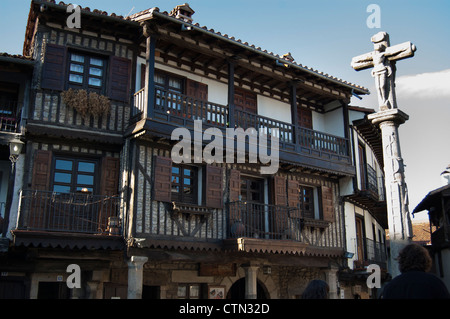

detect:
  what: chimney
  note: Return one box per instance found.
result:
[440,164,450,186]
[282,52,295,63]
[169,3,195,24]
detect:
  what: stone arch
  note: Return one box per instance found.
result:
[219,266,278,299]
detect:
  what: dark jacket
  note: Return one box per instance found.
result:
[382,270,450,299]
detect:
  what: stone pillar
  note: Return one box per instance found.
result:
[243,264,259,299]
[324,266,339,299]
[86,281,99,299]
[127,256,148,299]
[368,109,412,278]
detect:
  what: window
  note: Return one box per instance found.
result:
[299,185,315,219]
[171,164,197,204]
[68,52,106,92]
[241,177,264,203]
[178,284,201,299]
[52,157,98,194]
[155,71,184,93]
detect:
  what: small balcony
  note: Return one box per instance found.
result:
[17,190,121,234]
[361,164,385,202]
[12,190,124,250]
[0,99,20,133]
[353,238,388,270]
[224,201,308,255]
[132,87,353,175]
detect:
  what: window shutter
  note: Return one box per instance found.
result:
[153,156,173,202]
[108,56,131,102]
[205,165,223,209]
[29,150,52,229]
[234,88,257,114]
[31,150,52,190]
[287,179,301,218]
[229,169,241,202]
[41,44,67,91]
[273,176,287,206]
[186,78,208,101]
[321,185,335,222]
[100,157,120,196]
[298,107,313,129]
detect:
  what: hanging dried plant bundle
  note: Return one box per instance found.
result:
[61,88,110,119]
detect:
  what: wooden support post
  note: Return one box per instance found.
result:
[142,22,157,119]
[227,61,235,128]
[290,82,299,145]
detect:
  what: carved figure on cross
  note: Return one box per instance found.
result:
[351,32,416,111]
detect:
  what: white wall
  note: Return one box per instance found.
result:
[136,60,229,106]
[437,249,450,290]
[344,201,386,269]
[257,95,291,124]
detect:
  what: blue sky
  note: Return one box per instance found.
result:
[1,0,449,221]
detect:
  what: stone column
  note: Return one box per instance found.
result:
[243,264,259,299]
[368,109,412,278]
[127,256,148,299]
[324,266,339,299]
[86,281,99,299]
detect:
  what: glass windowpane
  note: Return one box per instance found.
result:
[54,172,72,183]
[89,67,103,76]
[69,74,83,83]
[71,54,84,63]
[78,162,95,173]
[54,185,71,193]
[55,159,73,171]
[77,174,94,185]
[88,77,102,87]
[90,57,103,66]
[70,64,84,73]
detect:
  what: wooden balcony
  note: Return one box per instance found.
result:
[12,190,124,250]
[131,87,354,176]
[224,201,308,255]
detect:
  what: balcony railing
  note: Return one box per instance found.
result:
[228,201,302,241]
[133,87,350,164]
[352,238,387,269]
[0,99,20,133]
[17,190,122,235]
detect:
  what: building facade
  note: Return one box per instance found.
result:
[0,0,390,299]
[339,107,389,298]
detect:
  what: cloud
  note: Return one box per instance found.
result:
[396,69,450,99]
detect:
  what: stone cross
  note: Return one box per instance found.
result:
[351,32,416,111]
[352,32,416,278]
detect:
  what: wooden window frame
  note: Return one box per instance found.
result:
[154,69,184,94]
[51,155,100,195]
[171,163,198,205]
[66,50,107,94]
[299,185,315,219]
[240,176,264,203]
[177,284,201,299]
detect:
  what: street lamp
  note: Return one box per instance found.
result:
[9,140,24,163]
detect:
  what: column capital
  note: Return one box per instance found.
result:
[128,255,148,267]
[367,108,409,126]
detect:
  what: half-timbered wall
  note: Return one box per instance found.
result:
[132,143,227,241]
[24,141,121,188]
[131,140,344,250]
[30,24,134,134]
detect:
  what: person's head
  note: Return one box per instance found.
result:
[301,279,329,299]
[398,243,432,273]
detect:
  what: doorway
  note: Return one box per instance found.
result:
[226,278,268,299]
